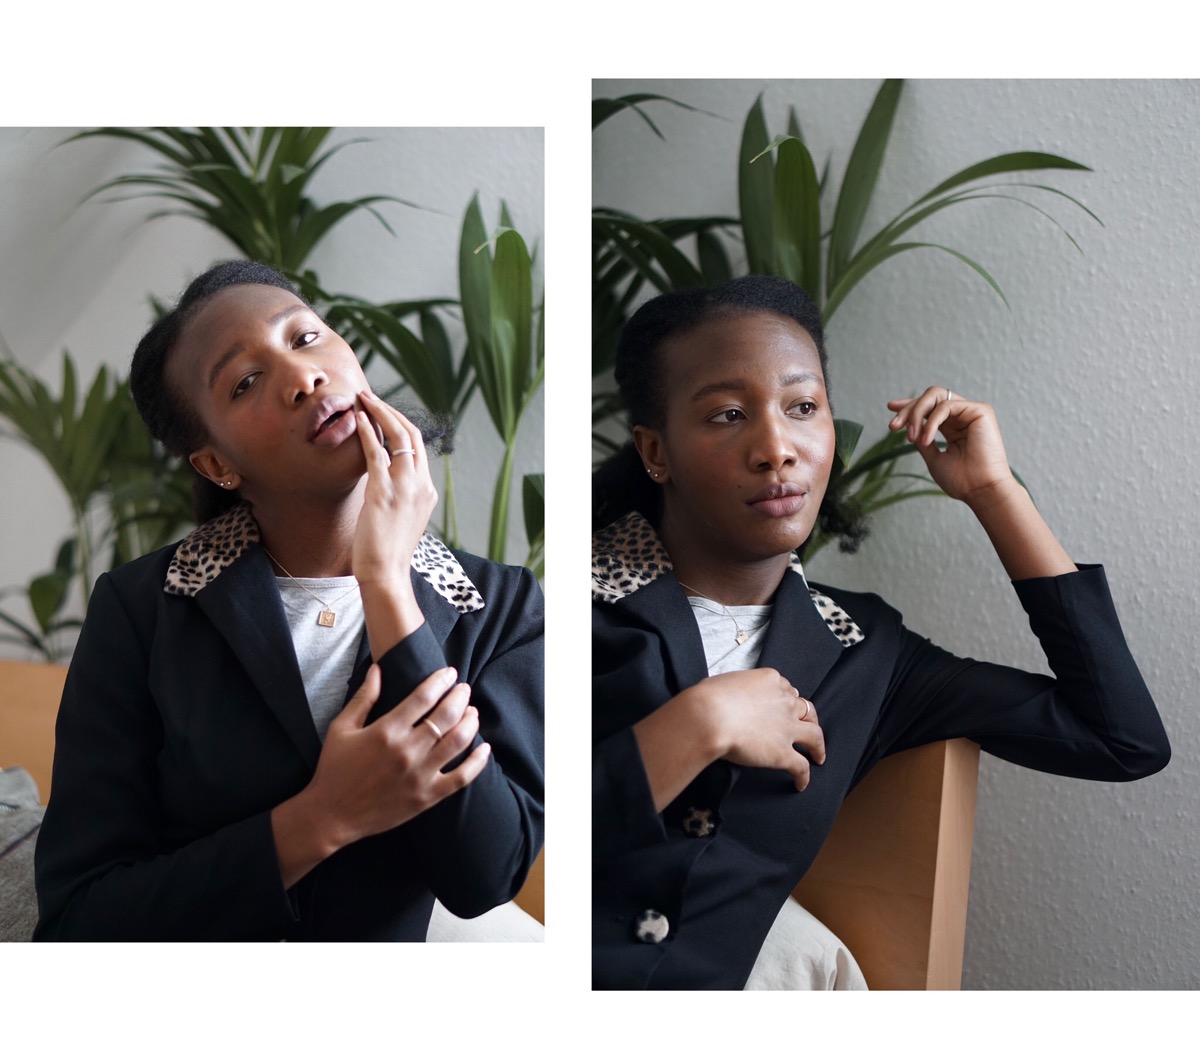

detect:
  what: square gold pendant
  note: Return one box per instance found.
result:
[317,610,336,627]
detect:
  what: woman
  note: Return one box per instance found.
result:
[34,260,544,940]
[592,275,1170,989]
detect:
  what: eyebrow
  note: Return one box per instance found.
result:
[689,371,822,403]
[205,303,310,391]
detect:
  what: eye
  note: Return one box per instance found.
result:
[294,330,319,348]
[790,400,819,418]
[231,371,260,399]
[707,408,745,424]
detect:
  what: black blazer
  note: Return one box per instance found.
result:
[592,512,1170,989]
[34,504,544,941]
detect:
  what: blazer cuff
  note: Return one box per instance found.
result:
[371,622,449,720]
[593,727,668,863]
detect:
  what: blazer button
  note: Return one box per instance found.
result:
[633,909,669,944]
[682,806,715,838]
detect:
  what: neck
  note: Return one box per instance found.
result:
[659,519,791,607]
[250,479,366,578]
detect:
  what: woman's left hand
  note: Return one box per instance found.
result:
[351,389,439,591]
[887,387,1016,506]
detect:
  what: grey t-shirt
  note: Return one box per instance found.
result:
[685,595,773,675]
[276,576,364,740]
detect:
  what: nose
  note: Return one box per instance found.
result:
[282,356,328,405]
[749,411,799,471]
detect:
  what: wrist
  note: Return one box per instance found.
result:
[271,787,345,889]
[963,475,1025,518]
[675,681,730,763]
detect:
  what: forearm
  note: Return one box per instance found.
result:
[360,576,426,662]
[270,787,341,889]
[632,689,724,812]
[36,811,295,941]
[403,758,543,916]
[967,477,1077,581]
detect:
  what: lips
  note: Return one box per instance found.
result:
[307,395,356,443]
[748,482,808,518]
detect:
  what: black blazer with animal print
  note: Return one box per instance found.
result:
[591,512,1169,990]
[34,505,544,941]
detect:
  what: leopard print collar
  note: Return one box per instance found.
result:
[164,503,484,614]
[592,511,864,648]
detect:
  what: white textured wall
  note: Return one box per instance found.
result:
[594,79,1200,990]
[0,126,544,652]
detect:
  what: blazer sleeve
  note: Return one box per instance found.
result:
[874,564,1171,781]
[33,573,297,941]
[372,564,544,918]
[591,604,674,865]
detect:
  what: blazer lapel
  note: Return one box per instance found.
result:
[757,568,846,698]
[193,545,321,770]
[617,572,710,696]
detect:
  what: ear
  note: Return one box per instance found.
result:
[189,448,241,491]
[632,425,669,485]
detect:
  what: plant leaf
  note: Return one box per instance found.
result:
[739,95,775,276]
[828,79,903,292]
[771,135,822,298]
[915,151,1091,206]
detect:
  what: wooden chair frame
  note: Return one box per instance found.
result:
[793,738,980,990]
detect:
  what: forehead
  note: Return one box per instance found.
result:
[658,310,825,397]
[168,283,309,389]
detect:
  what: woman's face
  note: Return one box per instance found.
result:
[170,284,371,502]
[636,309,836,569]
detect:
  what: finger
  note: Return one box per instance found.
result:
[787,754,813,792]
[429,705,481,770]
[797,696,819,727]
[377,666,458,727]
[801,719,830,767]
[393,406,430,470]
[886,395,924,434]
[415,681,472,743]
[354,410,394,474]
[359,391,423,470]
[334,662,381,730]
[432,741,492,797]
[889,387,954,443]
[793,720,826,766]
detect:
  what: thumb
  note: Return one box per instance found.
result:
[336,662,381,730]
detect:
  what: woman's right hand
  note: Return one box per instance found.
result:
[633,668,825,812]
[692,668,825,789]
[271,664,491,887]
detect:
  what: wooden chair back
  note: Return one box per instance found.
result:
[793,738,980,990]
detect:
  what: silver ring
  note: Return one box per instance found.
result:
[422,717,444,740]
[946,389,953,403]
[391,448,416,457]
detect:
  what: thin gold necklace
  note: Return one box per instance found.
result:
[263,547,359,628]
[677,580,767,646]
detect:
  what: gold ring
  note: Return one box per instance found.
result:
[422,717,444,740]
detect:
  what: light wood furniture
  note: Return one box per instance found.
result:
[0,658,545,925]
[793,738,980,990]
[0,659,65,805]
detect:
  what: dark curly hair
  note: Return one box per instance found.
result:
[593,275,869,554]
[130,260,451,525]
